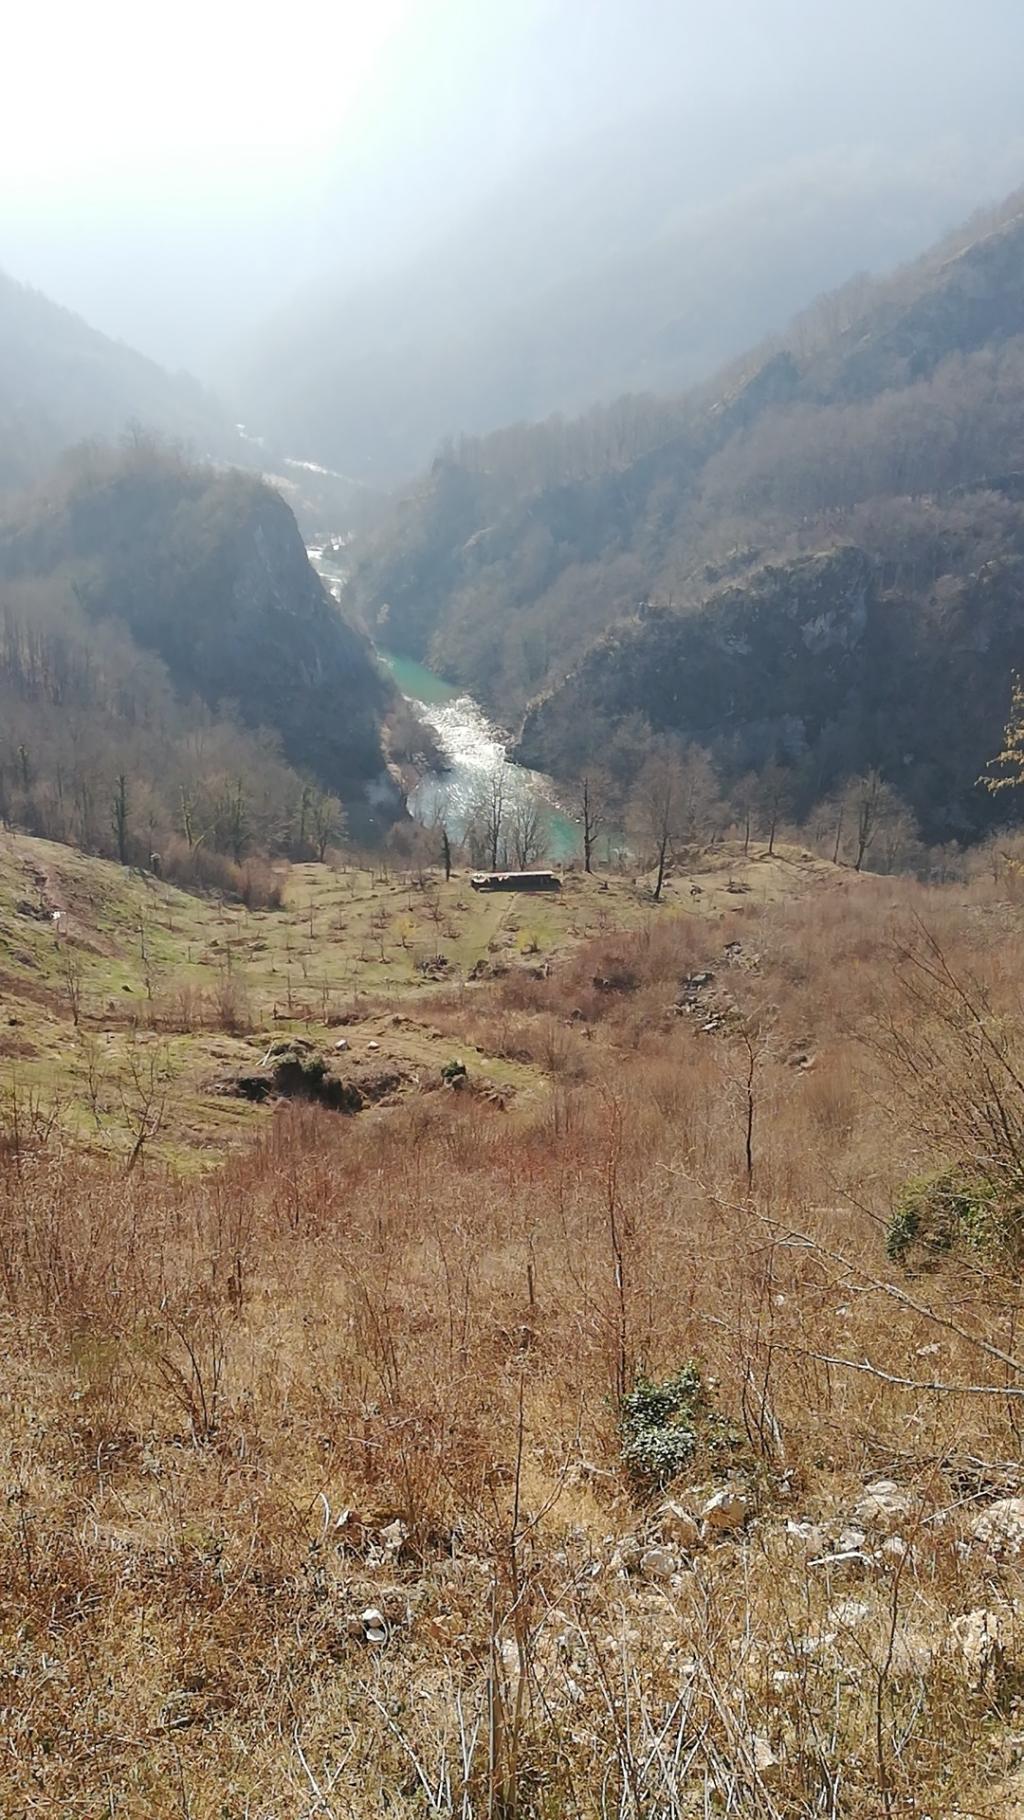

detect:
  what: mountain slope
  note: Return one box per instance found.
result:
[0,443,398,827]
[0,271,235,491]
[345,192,1024,840]
[239,92,1022,484]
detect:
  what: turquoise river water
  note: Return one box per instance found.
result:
[379,649,581,860]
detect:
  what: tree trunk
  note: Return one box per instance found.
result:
[654,835,668,901]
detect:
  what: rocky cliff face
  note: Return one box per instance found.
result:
[516,547,875,766]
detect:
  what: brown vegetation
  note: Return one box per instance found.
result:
[4,848,1024,1813]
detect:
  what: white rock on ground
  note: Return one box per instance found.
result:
[348,1606,388,1644]
[951,1607,1010,1690]
[786,1518,830,1553]
[850,1479,917,1533]
[379,1517,408,1559]
[973,1497,1024,1559]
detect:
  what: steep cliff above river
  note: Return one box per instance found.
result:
[0,443,398,820]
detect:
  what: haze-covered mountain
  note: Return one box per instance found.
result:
[240,91,1024,483]
[345,189,1024,841]
[0,442,399,856]
[0,271,236,492]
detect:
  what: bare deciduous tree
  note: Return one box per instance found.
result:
[473,763,508,870]
[576,767,614,873]
[508,793,546,870]
[630,748,683,901]
[310,791,345,863]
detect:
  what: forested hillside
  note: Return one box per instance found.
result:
[0,271,236,492]
[0,442,399,874]
[347,192,1024,840]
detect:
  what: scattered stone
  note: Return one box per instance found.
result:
[349,1606,389,1645]
[681,970,714,996]
[610,1535,642,1575]
[973,1497,1024,1559]
[786,1519,829,1553]
[702,1487,747,1532]
[640,1545,677,1579]
[657,1501,701,1549]
[951,1607,1010,1691]
[367,1040,381,1052]
[333,1038,349,1051]
[379,1517,409,1560]
[851,1479,917,1533]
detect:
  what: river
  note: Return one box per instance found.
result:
[306,543,581,861]
[380,650,581,861]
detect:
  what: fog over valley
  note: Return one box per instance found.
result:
[4,0,1024,468]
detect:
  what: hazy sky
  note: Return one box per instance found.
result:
[3,0,1024,372]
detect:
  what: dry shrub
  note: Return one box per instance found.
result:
[147,974,253,1034]
[158,836,285,907]
[209,971,254,1033]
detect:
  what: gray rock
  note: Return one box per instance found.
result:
[640,1545,677,1579]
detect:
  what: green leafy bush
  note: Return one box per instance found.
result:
[886,1169,1004,1268]
[619,1362,716,1490]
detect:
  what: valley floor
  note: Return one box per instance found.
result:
[3,831,1024,1814]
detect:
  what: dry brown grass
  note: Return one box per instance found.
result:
[3,865,1024,1814]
